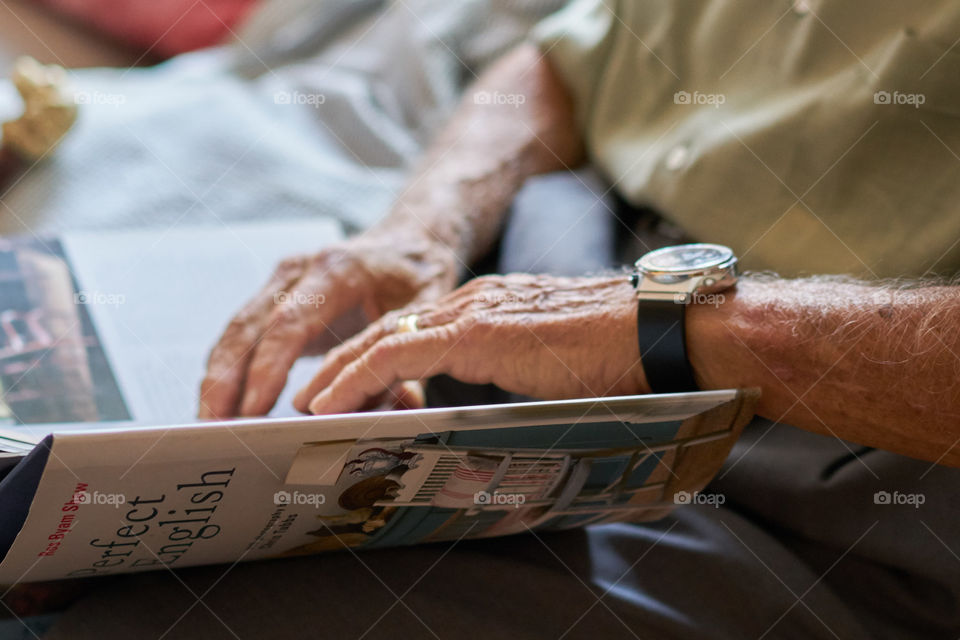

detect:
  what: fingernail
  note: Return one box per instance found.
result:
[292,388,310,411]
[308,392,329,414]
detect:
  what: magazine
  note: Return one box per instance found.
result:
[0,223,758,584]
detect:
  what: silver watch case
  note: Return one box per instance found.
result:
[632,243,739,304]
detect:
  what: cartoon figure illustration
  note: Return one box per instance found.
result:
[344,447,421,478]
[338,475,401,511]
[305,508,387,536]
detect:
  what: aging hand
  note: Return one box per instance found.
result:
[294,274,649,415]
[199,234,457,418]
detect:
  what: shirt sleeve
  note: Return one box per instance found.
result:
[529,0,621,133]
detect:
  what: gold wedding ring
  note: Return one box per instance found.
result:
[396,314,420,334]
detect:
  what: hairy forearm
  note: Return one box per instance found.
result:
[367,43,584,270]
[687,276,960,466]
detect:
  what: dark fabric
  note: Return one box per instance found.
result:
[44,169,960,640]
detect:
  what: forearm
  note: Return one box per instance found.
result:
[366,43,584,270]
[687,276,960,466]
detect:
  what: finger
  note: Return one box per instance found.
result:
[293,310,408,412]
[293,305,445,412]
[239,271,361,416]
[391,380,426,410]
[355,381,425,413]
[307,326,459,415]
[199,257,307,419]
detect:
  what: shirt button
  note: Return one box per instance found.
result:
[665,145,689,170]
[792,0,811,15]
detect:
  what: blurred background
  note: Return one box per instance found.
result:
[0,0,144,71]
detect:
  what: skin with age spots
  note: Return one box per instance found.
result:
[202,43,960,468]
[293,274,647,415]
[199,237,455,418]
[687,277,960,465]
[199,45,579,419]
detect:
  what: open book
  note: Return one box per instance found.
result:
[0,222,757,584]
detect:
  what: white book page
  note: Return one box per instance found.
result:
[49,219,344,432]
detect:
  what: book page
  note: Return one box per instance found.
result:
[0,219,344,441]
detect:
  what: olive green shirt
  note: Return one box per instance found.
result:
[533,0,960,277]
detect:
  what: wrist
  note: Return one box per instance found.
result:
[358,224,454,264]
[607,277,652,395]
[685,280,756,391]
[353,226,460,300]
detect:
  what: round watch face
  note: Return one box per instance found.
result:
[636,243,734,274]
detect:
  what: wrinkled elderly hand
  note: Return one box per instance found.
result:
[199,233,457,418]
[294,274,649,415]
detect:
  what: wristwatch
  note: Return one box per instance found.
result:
[630,243,738,394]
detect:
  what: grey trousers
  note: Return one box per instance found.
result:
[41,170,960,640]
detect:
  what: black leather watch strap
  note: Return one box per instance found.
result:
[636,299,699,393]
